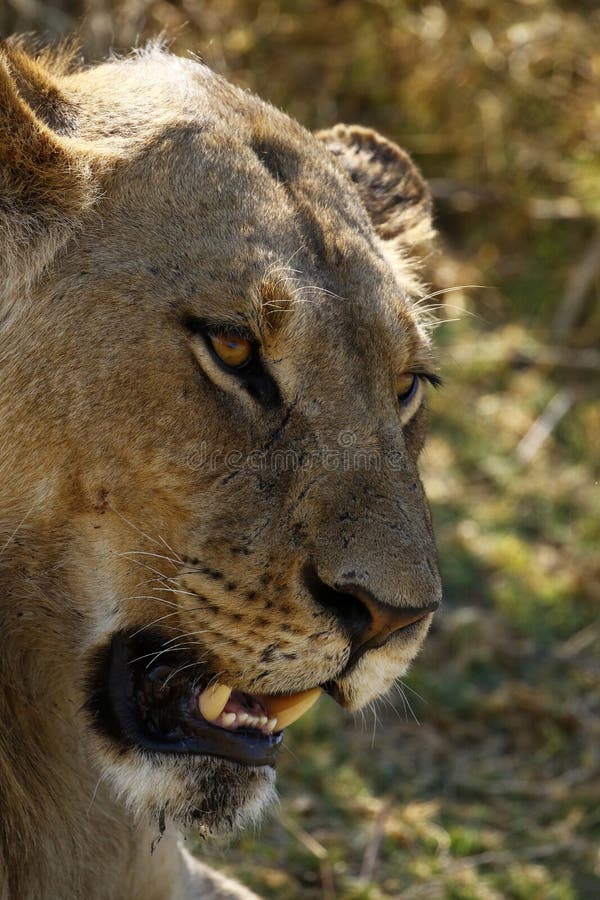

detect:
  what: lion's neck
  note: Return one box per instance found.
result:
[0,725,186,900]
[0,573,186,900]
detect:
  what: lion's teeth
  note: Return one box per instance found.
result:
[198,683,321,733]
[198,683,232,722]
[263,688,322,730]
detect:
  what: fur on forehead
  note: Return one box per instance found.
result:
[0,40,435,337]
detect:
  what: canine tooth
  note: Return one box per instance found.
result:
[263,688,322,730]
[221,712,236,727]
[198,683,232,722]
[265,718,278,733]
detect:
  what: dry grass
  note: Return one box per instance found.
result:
[2,2,599,896]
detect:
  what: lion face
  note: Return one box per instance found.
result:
[0,45,441,837]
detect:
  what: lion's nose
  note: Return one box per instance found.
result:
[303,565,439,654]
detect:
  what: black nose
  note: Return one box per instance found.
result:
[303,564,439,654]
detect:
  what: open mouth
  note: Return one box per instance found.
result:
[87,630,321,768]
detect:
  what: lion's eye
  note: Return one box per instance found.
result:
[207,331,253,369]
[397,373,419,406]
[184,316,281,406]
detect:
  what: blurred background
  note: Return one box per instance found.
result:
[2,2,599,897]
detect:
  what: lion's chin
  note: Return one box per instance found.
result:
[96,748,278,837]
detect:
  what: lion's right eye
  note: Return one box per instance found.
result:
[183,316,257,372]
[183,316,282,408]
[207,331,253,370]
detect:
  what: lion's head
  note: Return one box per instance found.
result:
[0,40,441,893]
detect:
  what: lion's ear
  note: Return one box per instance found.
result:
[0,44,96,294]
[316,124,434,252]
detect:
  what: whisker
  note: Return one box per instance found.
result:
[397,679,428,706]
[108,505,170,551]
[118,550,180,571]
[290,284,347,302]
[163,659,208,687]
[157,535,184,564]
[122,558,178,580]
[128,607,214,637]
[135,581,199,599]
[0,500,36,559]
[414,283,487,304]
[128,644,195,668]
[129,612,183,637]
[392,683,421,726]
[162,628,211,645]
[154,586,199,599]
[126,595,181,610]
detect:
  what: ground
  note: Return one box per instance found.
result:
[2,1,599,896]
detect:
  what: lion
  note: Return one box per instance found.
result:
[0,39,442,900]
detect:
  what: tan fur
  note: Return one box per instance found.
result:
[0,41,441,899]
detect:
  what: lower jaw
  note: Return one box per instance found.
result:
[86,630,283,768]
[101,746,277,837]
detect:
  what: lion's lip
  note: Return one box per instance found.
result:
[87,630,321,768]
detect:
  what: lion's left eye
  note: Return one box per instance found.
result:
[207,331,253,369]
[397,373,419,406]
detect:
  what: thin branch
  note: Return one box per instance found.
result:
[553,230,600,340]
[516,388,575,464]
[359,797,395,883]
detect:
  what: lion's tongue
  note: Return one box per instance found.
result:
[198,683,321,733]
